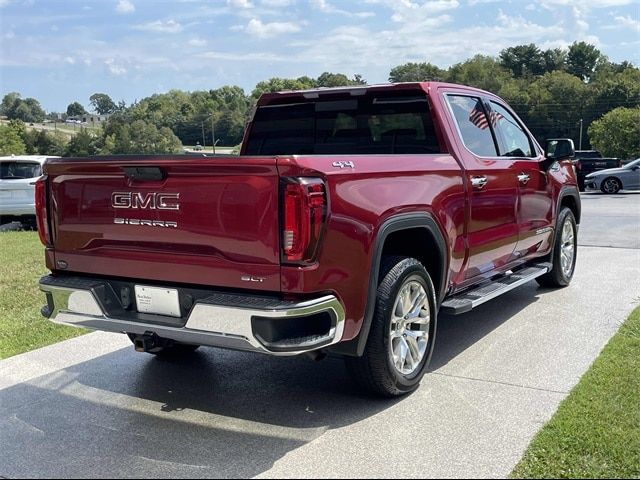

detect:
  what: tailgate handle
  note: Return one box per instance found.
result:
[123,166,165,181]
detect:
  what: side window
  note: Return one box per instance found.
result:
[446,95,497,157]
[489,101,534,157]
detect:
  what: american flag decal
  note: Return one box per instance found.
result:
[469,101,503,130]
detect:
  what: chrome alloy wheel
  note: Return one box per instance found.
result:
[560,218,576,277]
[388,279,430,376]
[602,178,620,194]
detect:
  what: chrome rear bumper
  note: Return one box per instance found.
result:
[39,275,345,356]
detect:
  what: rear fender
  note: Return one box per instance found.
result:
[330,212,448,357]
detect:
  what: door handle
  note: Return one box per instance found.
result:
[471,176,488,190]
[517,173,530,185]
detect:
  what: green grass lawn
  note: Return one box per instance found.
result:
[0,230,85,359]
[512,306,640,479]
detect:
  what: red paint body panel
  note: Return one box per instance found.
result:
[45,156,282,291]
[40,82,579,347]
[278,153,465,340]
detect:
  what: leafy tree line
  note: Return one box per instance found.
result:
[388,42,639,156]
[1,45,638,158]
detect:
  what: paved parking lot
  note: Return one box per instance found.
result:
[0,192,638,478]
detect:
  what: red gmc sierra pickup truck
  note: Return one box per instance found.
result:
[37,82,580,397]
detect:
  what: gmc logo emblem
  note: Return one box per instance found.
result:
[112,192,180,210]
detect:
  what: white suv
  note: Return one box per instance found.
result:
[0,155,59,226]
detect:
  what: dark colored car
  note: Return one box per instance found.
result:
[573,150,621,191]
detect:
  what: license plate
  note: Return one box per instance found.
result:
[135,285,181,317]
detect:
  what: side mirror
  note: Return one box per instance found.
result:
[542,138,575,171]
[545,138,575,161]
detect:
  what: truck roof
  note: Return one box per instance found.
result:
[256,82,489,106]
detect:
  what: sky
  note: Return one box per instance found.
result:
[1,0,639,112]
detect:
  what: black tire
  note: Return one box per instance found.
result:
[345,256,437,398]
[127,333,200,357]
[600,177,622,194]
[536,207,577,288]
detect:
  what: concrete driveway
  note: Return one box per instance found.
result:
[1,193,638,479]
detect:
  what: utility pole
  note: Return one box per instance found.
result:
[579,118,583,150]
[211,114,216,154]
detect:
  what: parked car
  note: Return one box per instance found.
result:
[0,155,59,226]
[572,150,621,191]
[585,157,640,193]
[36,83,580,397]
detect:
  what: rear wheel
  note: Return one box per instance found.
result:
[601,177,621,194]
[127,333,200,357]
[536,207,577,288]
[346,256,437,397]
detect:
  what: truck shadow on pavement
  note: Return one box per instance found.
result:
[0,283,546,478]
[430,282,542,371]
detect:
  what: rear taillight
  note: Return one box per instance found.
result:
[282,178,326,263]
[34,176,50,246]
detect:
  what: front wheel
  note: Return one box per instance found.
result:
[536,207,577,288]
[346,256,437,397]
[600,177,621,194]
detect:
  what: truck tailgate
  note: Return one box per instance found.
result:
[46,156,281,291]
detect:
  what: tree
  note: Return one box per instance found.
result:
[588,67,640,123]
[65,129,101,157]
[316,72,367,87]
[446,55,513,93]
[66,102,87,117]
[89,93,117,114]
[100,118,182,154]
[251,76,317,99]
[388,62,445,82]
[526,71,589,143]
[24,129,68,156]
[542,48,567,73]
[0,92,22,118]
[588,107,640,159]
[0,123,27,155]
[567,42,602,82]
[499,44,545,78]
[0,93,46,122]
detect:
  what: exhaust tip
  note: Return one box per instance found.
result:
[134,339,145,352]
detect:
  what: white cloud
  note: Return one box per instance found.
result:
[311,0,378,18]
[541,0,633,7]
[135,19,183,33]
[227,0,254,8]
[188,37,207,46]
[292,10,564,75]
[388,0,459,22]
[105,58,127,75]
[614,15,640,32]
[198,50,287,62]
[244,18,302,38]
[116,0,135,14]
[0,0,10,6]
[64,56,75,64]
[260,0,294,5]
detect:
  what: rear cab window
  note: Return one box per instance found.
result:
[0,161,42,180]
[245,90,443,155]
